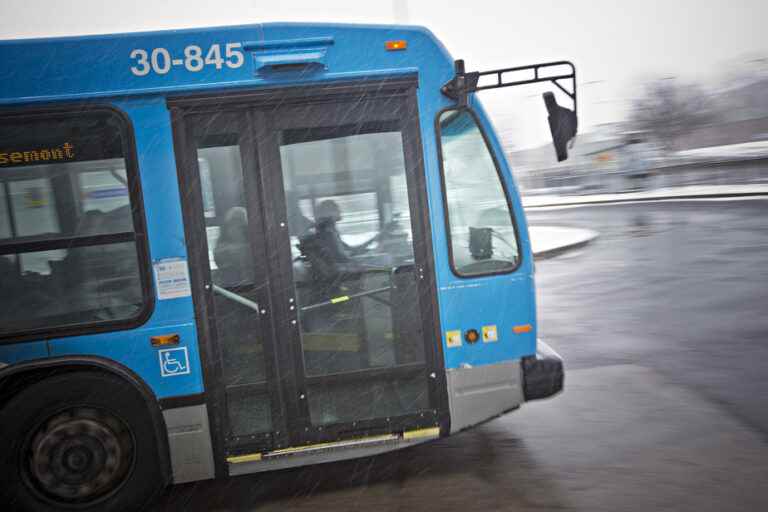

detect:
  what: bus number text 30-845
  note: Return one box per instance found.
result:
[129,43,245,76]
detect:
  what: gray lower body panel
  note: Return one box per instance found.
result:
[163,360,534,481]
[446,360,524,434]
[163,404,216,484]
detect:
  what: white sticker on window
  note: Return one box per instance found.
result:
[154,258,191,300]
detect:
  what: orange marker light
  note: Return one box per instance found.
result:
[464,329,480,344]
[513,324,533,334]
[385,40,407,51]
[150,334,181,347]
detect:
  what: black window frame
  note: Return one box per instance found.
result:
[435,106,523,278]
[0,104,154,343]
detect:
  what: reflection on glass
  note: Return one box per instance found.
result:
[198,158,217,219]
[439,110,519,275]
[9,178,60,237]
[2,160,135,241]
[78,168,130,214]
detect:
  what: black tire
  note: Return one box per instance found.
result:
[0,371,167,512]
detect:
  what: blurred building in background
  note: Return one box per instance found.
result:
[507,66,768,195]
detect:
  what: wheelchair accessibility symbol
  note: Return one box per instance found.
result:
[158,347,191,377]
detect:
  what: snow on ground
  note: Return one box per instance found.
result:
[674,140,768,161]
[523,183,768,208]
[529,225,598,258]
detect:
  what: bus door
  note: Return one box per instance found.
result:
[173,81,444,458]
[264,86,444,447]
[174,109,285,459]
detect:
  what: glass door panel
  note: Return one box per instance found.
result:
[188,112,276,446]
[276,111,431,429]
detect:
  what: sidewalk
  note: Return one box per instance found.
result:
[523,183,768,209]
[529,225,598,259]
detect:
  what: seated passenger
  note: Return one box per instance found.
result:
[214,206,253,287]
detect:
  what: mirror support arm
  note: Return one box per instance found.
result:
[441,59,577,115]
[441,59,578,162]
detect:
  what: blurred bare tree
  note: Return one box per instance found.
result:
[628,78,717,152]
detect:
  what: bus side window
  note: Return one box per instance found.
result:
[0,109,150,338]
[437,109,520,277]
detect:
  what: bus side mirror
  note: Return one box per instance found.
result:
[543,91,578,162]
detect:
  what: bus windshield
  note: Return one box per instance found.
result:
[438,109,520,276]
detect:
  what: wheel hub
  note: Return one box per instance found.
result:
[26,407,134,503]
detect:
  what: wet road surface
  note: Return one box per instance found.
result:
[154,198,768,511]
[531,198,768,436]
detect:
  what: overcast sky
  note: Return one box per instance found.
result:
[1,0,766,148]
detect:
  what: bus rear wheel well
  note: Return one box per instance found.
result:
[0,357,171,484]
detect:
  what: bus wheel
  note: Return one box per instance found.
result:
[0,371,166,512]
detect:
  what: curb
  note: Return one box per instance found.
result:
[530,226,599,260]
[534,235,596,260]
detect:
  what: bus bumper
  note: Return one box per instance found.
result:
[522,340,564,401]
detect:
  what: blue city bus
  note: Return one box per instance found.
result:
[0,23,576,511]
